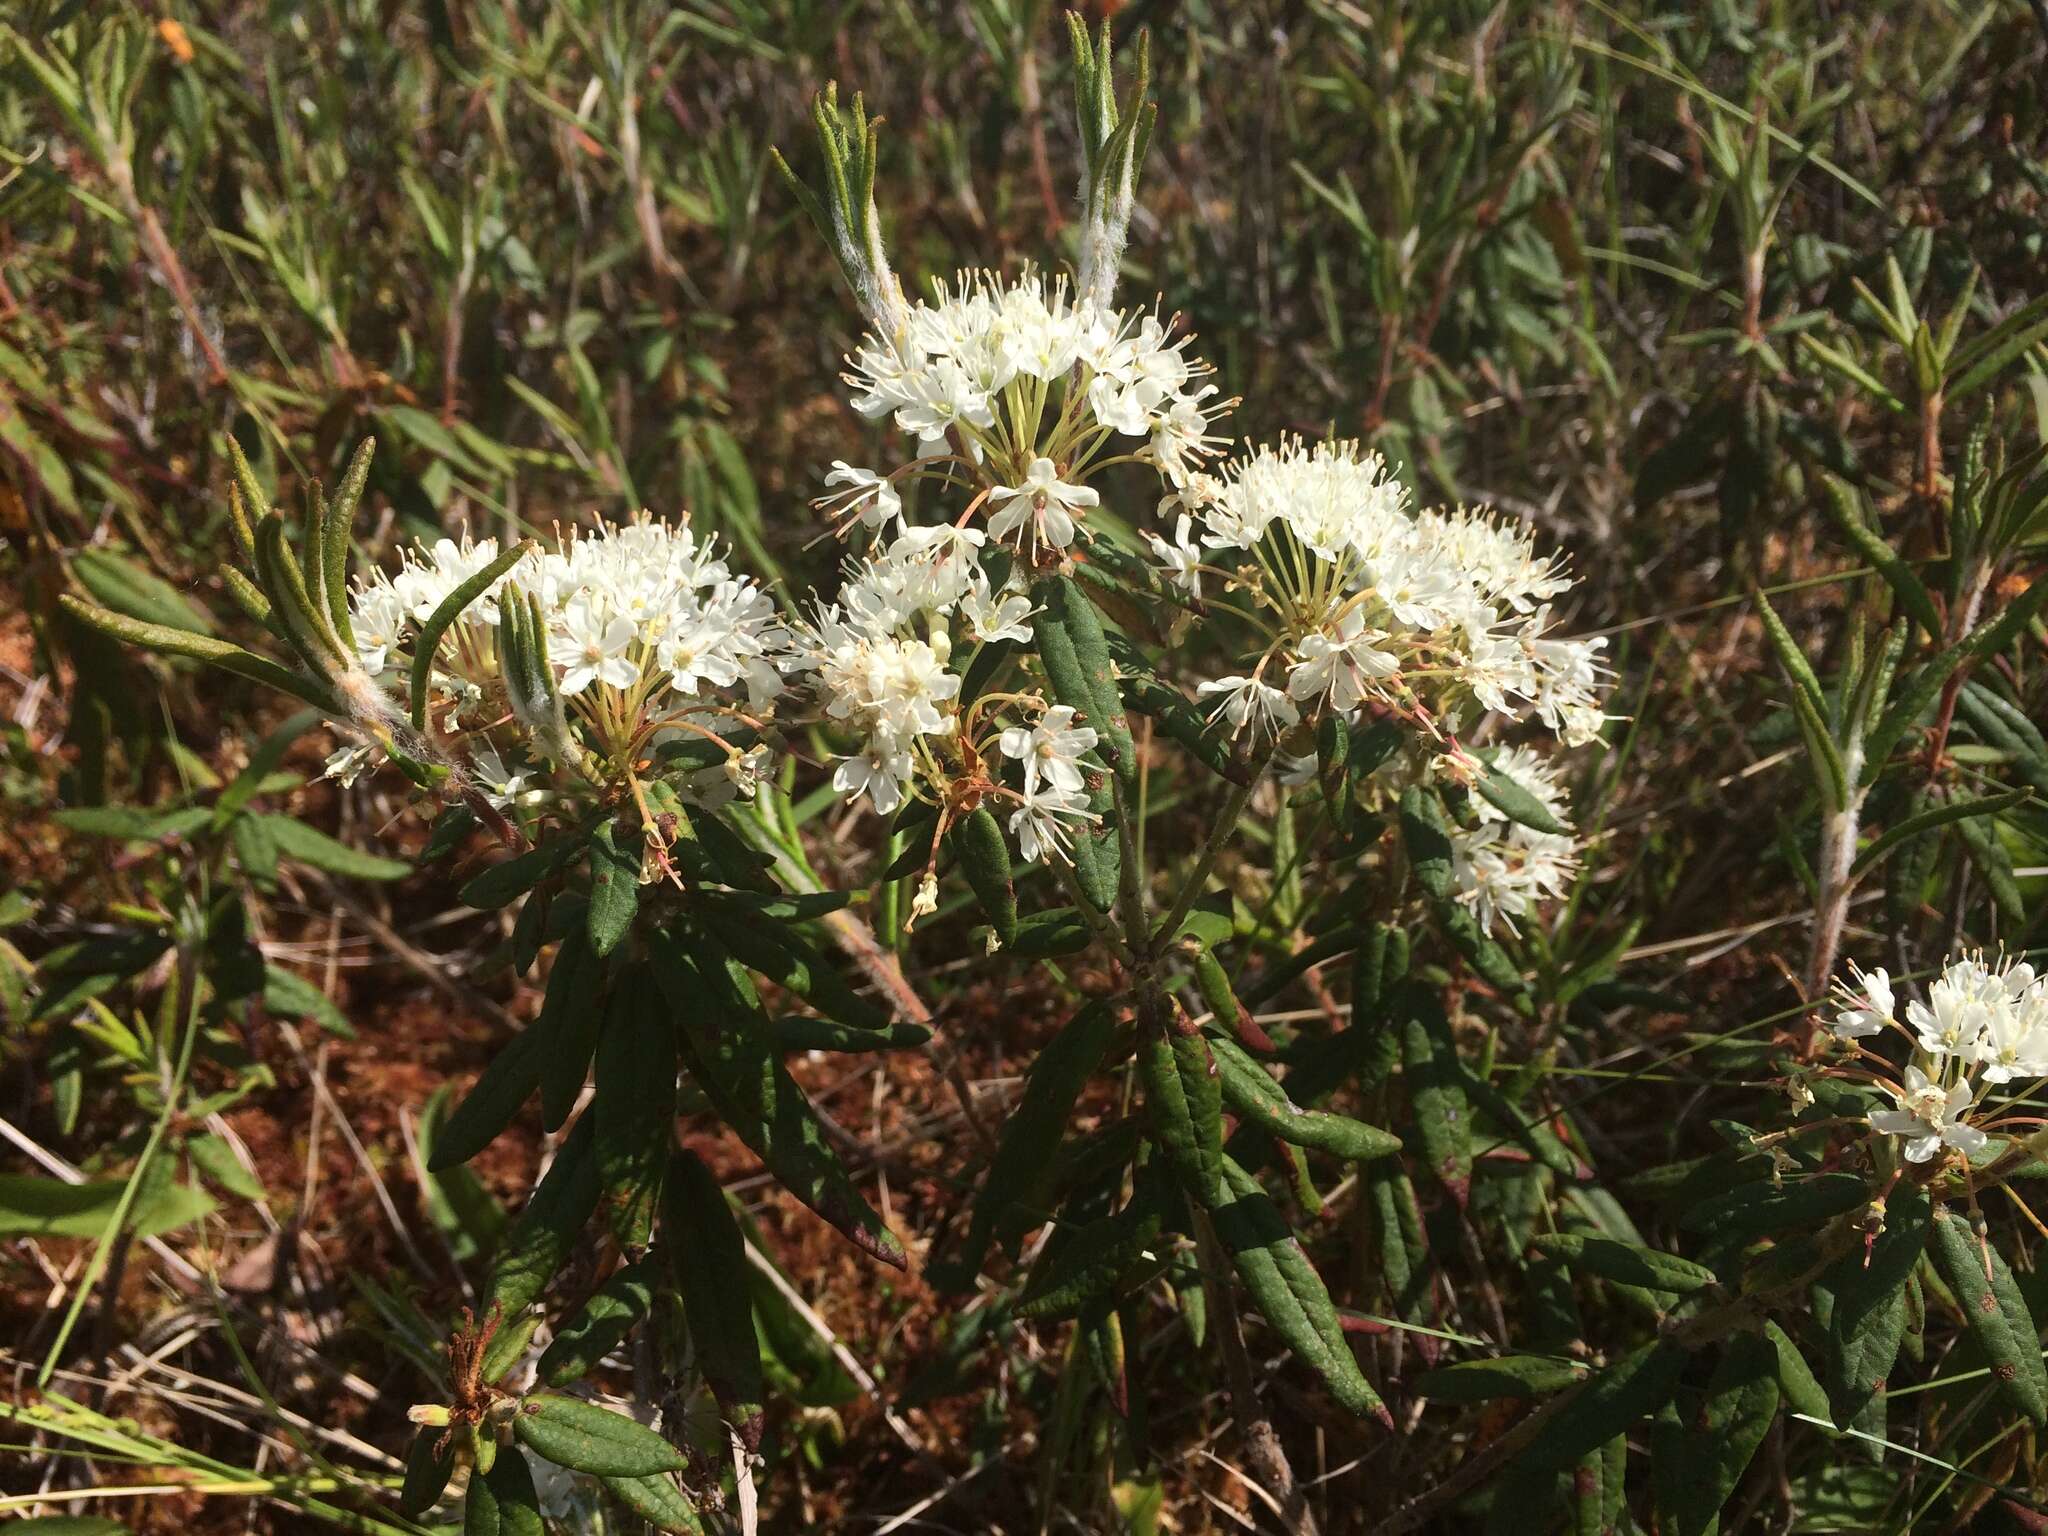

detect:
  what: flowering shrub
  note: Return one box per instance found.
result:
[15,7,2048,1536]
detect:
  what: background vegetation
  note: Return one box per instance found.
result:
[4,0,2048,1531]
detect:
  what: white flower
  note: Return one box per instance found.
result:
[999,705,1098,796]
[1009,781,1097,864]
[1145,511,1204,599]
[834,741,915,816]
[822,462,903,531]
[549,599,639,695]
[987,457,1098,552]
[1830,962,1897,1040]
[1285,610,1401,714]
[322,744,375,786]
[1197,675,1300,738]
[961,588,1034,645]
[1869,1066,1987,1163]
[470,741,531,809]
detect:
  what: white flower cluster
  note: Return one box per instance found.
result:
[1166,438,1608,751]
[331,517,786,804]
[832,271,1226,556]
[1449,747,1580,935]
[1831,954,2048,1163]
[783,525,1100,864]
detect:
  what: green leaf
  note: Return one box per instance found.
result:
[1929,1207,2048,1425]
[462,836,580,910]
[464,1437,544,1536]
[411,540,535,730]
[258,815,411,882]
[1682,1173,1868,1238]
[950,806,1018,946]
[1398,983,1472,1206]
[538,935,604,1133]
[0,1173,214,1240]
[1532,1232,1719,1296]
[539,1259,657,1387]
[1817,478,1942,637]
[663,1148,766,1446]
[1209,1155,1390,1424]
[1820,1185,1928,1426]
[593,980,674,1248]
[1652,1331,1781,1536]
[58,595,342,712]
[1415,1355,1586,1403]
[945,1000,1118,1287]
[484,1113,601,1328]
[399,1426,458,1517]
[430,1020,548,1171]
[53,805,211,841]
[1016,1189,1166,1323]
[600,1472,707,1534]
[651,933,905,1268]
[73,546,217,636]
[1849,787,2030,879]
[762,1015,932,1053]
[1141,1024,1223,1194]
[514,1393,689,1477]
[262,963,354,1038]
[585,819,642,959]
[1507,1339,1689,1484]
[1209,1034,1402,1162]
[1477,759,1569,834]
[186,1132,266,1202]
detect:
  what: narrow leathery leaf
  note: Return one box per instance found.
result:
[398,1427,457,1516]
[698,913,889,1032]
[1957,682,2048,794]
[1209,1034,1401,1162]
[222,566,274,624]
[1652,1331,1781,1536]
[593,982,675,1248]
[1819,476,1942,636]
[464,1442,543,1536]
[1930,1207,2048,1424]
[955,1000,1118,1282]
[951,806,1017,945]
[1120,663,1249,783]
[1016,1196,1165,1321]
[1055,574,1136,783]
[1398,786,1456,900]
[1398,984,1472,1205]
[322,438,375,643]
[539,1259,657,1387]
[1477,759,1569,834]
[57,596,342,711]
[1681,1172,1868,1237]
[431,1021,549,1170]
[663,1148,767,1445]
[1765,1320,1829,1422]
[1352,923,1410,1029]
[1089,1302,1134,1418]
[1210,1156,1389,1423]
[1821,1185,1928,1426]
[585,818,643,959]
[264,816,411,880]
[1953,806,2026,923]
[1010,906,1095,957]
[764,1015,932,1053]
[1753,589,1826,712]
[514,1394,689,1477]
[463,836,579,910]
[677,888,853,923]
[651,936,905,1267]
[1571,1437,1620,1536]
[485,1112,601,1321]
[539,936,603,1133]
[1068,772,1121,912]
[1032,574,1112,756]
[601,1473,707,1534]
[1848,787,2030,879]
[1141,1026,1223,1194]
[881,805,941,880]
[72,547,217,635]
[1414,1355,1585,1403]
[255,513,345,673]
[1785,682,1849,812]
[411,540,536,729]
[1194,947,1271,1052]
[1510,1340,1688,1481]
[225,434,273,524]
[1866,575,2048,780]
[1532,1232,1718,1295]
